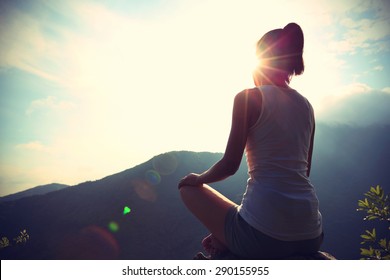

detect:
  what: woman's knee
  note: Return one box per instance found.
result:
[179,185,190,203]
[179,184,206,206]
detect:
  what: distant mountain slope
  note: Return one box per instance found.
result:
[0,124,389,260]
[0,151,241,260]
[0,183,69,203]
[310,123,390,260]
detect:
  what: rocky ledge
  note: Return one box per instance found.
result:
[194,251,336,260]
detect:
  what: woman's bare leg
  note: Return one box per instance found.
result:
[179,184,238,252]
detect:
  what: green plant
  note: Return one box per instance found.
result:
[0,237,10,248]
[0,229,29,250]
[14,229,30,244]
[357,185,390,260]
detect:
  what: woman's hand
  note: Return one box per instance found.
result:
[178,173,202,189]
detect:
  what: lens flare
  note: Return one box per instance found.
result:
[152,153,178,175]
[108,221,119,232]
[132,179,157,202]
[123,206,131,215]
[145,169,161,185]
[57,226,120,259]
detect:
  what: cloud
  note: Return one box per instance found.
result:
[316,83,390,126]
[373,65,384,71]
[15,141,52,153]
[26,96,75,116]
[334,0,390,55]
[0,3,63,81]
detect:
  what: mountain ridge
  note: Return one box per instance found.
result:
[0,151,238,260]
[0,183,70,203]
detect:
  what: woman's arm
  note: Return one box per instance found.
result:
[179,90,257,188]
[307,122,315,177]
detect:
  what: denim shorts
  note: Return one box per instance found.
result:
[224,206,323,259]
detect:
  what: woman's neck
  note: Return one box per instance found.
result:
[261,79,289,88]
[253,69,290,88]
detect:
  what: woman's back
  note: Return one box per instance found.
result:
[246,85,314,182]
[239,85,322,242]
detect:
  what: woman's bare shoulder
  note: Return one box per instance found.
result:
[234,88,262,127]
[235,87,261,101]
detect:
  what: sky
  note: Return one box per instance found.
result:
[0,0,389,196]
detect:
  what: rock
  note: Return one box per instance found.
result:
[193,251,336,260]
[286,251,337,260]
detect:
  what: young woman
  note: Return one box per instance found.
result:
[178,23,323,259]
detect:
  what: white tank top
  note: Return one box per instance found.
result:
[238,85,322,241]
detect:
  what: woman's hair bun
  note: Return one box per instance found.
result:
[282,23,304,75]
[283,23,304,52]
